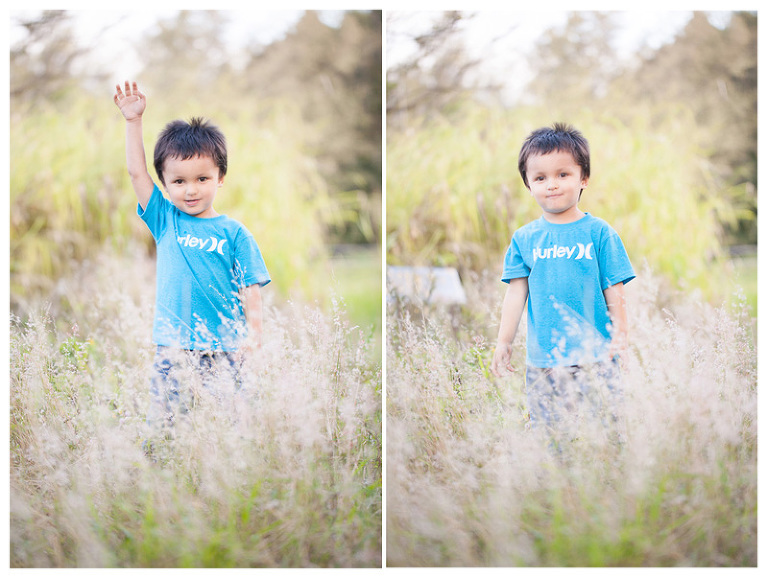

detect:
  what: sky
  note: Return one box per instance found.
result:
[386,10,717,104]
[9,8,738,101]
[9,9,348,83]
[10,8,721,87]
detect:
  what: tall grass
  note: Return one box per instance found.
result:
[10,249,381,568]
[386,268,756,566]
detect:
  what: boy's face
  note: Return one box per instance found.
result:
[525,149,588,224]
[162,155,223,219]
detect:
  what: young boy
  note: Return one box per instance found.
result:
[113,81,270,429]
[490,123,634,441]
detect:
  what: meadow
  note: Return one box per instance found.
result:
[10,247,382,567]
[386,267,756,566]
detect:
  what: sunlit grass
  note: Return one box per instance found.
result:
[386,268,756,567]
[328,245,383,359]
[727,254,756,316]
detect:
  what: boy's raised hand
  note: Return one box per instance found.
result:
[114,81,146,121]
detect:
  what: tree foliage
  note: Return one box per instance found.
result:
[526,12,621,107]
[10,11,102,103]
[617,12,757,243]
[237,11,383,242]
[386,11,501,126]
[136,10,233,96]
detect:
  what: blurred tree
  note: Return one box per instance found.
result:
[524,12,621,109]
[136,10,233,104]
[239,10,382,244]
[10,10,101,106]
[386,11,502,125]
[613,11,757,244]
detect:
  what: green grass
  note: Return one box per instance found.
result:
[728,254,757,316]
[328,245,382,357]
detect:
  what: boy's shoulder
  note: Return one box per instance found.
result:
[221,215,255,236]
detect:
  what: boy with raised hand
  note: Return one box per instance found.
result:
[491,123,634,444]
[113,80,270,431]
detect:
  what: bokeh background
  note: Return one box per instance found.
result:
[386,10,756,310]
[11,9,382,336]
[9,10,383,567]
[385,11,757,566]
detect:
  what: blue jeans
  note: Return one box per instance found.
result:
[525,359,624,443]
[146,345,242,430]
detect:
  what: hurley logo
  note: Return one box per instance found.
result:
[177,234,228,255]
[533,243,593,262]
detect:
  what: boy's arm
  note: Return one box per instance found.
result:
[603,282,628,360]
[491,277,529,376]
[240,283,263,352]
[113,81,154,210]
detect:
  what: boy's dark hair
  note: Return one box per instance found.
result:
[518,122,590,190]
[154,117,227,186]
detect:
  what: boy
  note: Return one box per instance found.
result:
[490,123,634,441]
[113,80,270,429]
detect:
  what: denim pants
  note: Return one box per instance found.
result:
[525,359,624,443]
[146,345,242,430]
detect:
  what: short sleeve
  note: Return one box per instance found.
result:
[137,184,169,241]
[233,231,271,288]
[598,227,635,290]
[501,234,530,283]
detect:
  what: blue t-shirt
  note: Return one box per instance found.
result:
[138,184,270,351]
[502,213,635,368]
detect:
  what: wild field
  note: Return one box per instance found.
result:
[10,249,382,568]
[386,268,756,567]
